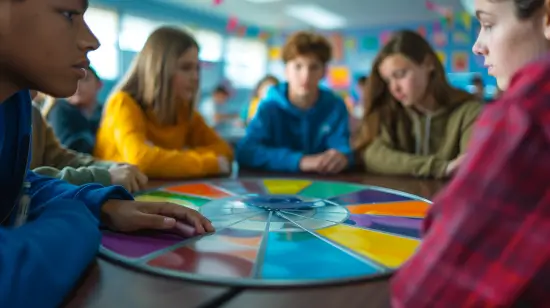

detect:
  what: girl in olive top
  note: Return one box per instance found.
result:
[355,30,482,179]
[94,27,233,179]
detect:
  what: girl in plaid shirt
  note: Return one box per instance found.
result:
[392,0,550,306]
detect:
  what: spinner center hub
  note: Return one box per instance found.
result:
[242,194,326,211]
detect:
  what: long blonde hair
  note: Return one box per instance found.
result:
[354,30,474,151]
[113,26,199,125]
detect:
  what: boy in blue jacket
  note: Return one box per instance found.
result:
[0,1,214,307]
[236,31,352,174]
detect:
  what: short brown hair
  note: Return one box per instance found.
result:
[281,31,332,64]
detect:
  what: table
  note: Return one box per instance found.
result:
[64,172,446,308]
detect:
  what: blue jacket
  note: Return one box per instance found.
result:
[0,90,132,308]
[236,83,352,172]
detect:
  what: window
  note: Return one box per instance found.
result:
[194,29,223,62]
[119,15,163,52]
[84,7,119,80]
[119,15,199,53]
[268,61,286,81]
[224,38,268,88]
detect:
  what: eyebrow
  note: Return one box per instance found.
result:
[475,10,492,19]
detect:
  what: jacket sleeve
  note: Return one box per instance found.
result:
[325,100,354,165]
[185,113,234,160]
[363,125,449,179]
[32,107,113,186]
[26,171,132,220]
[0,171,132,308]
[0,199,101,308]
[32,166,112,186]
[236,103,303,172]
[103,96,222,178]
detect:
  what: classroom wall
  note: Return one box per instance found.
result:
[267,14,495,98]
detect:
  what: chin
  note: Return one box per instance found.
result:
[496,77,509,91]
[40,81,79,98]
[399,100,414,107]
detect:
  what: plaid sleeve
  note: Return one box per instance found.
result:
[390,59,550,307]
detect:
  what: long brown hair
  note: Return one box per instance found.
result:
[113,26,199,125]
[354,30,474,151]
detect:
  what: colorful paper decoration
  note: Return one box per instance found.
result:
[259,31,271,41]
[453,31,469,44]
[213,0,223,5]
[245,27,260,37]
[460,11,472,30]
[436,51,446,67]
[433,20,442,32]
[440,15,453,29]
[344,37,356,50]
[327,66,351,89]
[417,26,427,38]
[268,47,281,60]
[236,25,247,36]
[452,51,469,72]
[380,31,393,45]
[226,16,238,32]
[330,33,344,61]
[425,0,453,18]
[432,31,447,47]
[361,36,378,50]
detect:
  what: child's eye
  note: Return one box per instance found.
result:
[480,23,492,31]
[60,10,79,22]
[393,69,407,79]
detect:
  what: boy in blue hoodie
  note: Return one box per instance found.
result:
[0,1,214,307]
[236,31,352,174]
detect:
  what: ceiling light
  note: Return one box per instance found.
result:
[284,4,346,30]
[246,0,280,3]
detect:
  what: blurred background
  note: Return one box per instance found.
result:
[86,0,494,133]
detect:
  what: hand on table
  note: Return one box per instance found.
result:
[299,149,348,174]
[445,154,466,177]
[101,200,215,236]
[317,149,348,174]
[109,164,148,193]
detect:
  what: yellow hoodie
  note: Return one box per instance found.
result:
[94,91,233,179]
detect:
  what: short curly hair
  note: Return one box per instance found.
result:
[281,31,332,64]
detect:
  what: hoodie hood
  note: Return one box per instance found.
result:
[264,83,340,117]
[405,94,478,156]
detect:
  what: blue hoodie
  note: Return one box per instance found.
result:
[0,90,133,308]
[236,83,352,172]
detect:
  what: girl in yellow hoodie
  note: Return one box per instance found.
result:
[94,27,233,179]
[355,30,483,179]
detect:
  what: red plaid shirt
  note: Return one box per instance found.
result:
[391,55,550,307]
